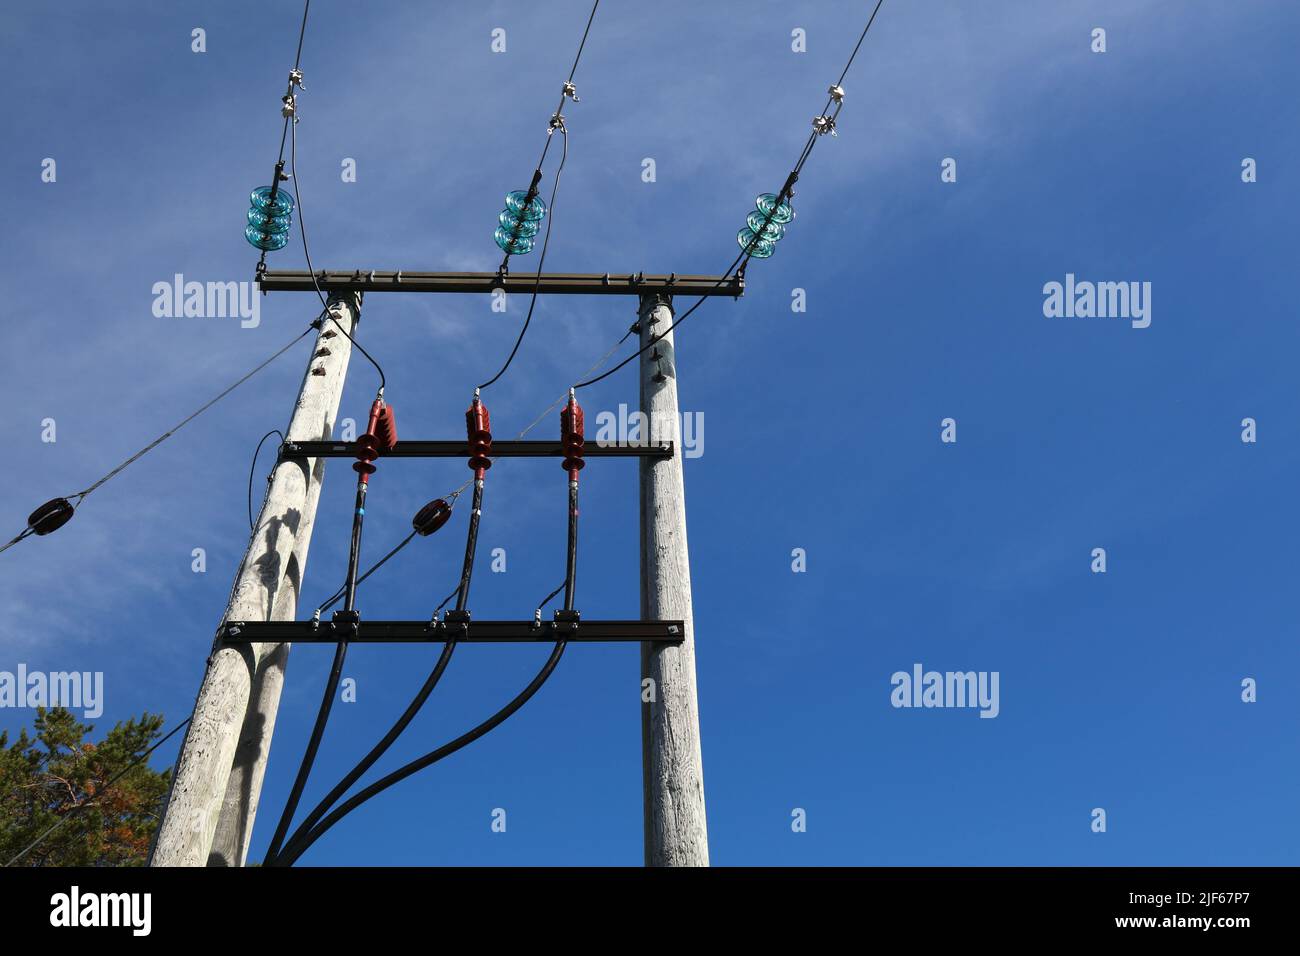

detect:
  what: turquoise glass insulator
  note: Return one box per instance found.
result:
[754,192,794,225]
[248,207,292,234]
[504,190,546,222]
[499,210,540,239]
[746,211,786,242]
[250,186,295,217]
[246,223,290,251]
[736,227,775,259]
[494,226,535,255]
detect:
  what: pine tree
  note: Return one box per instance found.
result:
[0,708,172,866]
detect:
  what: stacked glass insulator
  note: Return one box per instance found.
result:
[245,186,295,252]
[494,189,547,255]
[736,192,795,259]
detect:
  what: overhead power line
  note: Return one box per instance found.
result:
[573,0,888,392]
[479,0,602,391]
[1,322,319,558]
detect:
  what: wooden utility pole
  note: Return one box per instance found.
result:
[638,293,709,866]
[151,292,359,866]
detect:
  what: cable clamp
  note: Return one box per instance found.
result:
[331,609,361,639]
[444,609,471,638]
[813,115,837,137]
[562,80,579,102]
[281,93,297,119]
[289,68,306,90]
[548,112,567,134]
[827,84,845,103]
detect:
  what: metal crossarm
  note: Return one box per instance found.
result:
[258,270,744,297]
[220,619,685,644]
[279,439,673,461]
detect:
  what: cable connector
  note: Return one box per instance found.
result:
[827,84,845,103]
[548,112,567,134]
[281,93,297,119]
[812,115,837,137]
[562,80,579,102]
[289,68,306,90]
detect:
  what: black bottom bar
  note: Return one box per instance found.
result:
[220,619,684,644]
[279,439,673,460]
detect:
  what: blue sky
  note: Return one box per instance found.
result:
[2,0,1298,865]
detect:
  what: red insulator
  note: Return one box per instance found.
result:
[561,398,585,479]
[466,397,493,477]
[354,399,397,479]
[412,498,453,536]
[373,403,398,452]
[28,498,75,536]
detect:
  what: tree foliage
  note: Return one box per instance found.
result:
[0,708,172,866]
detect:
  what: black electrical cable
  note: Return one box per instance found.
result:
[432,584,459,617]
[269,638,456,865]
[267,482,472,865]
[276,433,579,867]
[271,474,486,864]
[478,125,569,392]
[264,634,347,862]
[265,462,372,862]
[573,251,746,389]
[247,430,284,530]
[272,493,485,864]
[564,478,579,610]
[273,639,566,866]
[574,0,888,391]
[4,717,191,867]
[512,325,636,437]
[453,478,485,612]
[536,580,567,613]
[289,116,387,392]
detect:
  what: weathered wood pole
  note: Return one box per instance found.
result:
[638,293,709,866]
[151,292,359,866]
